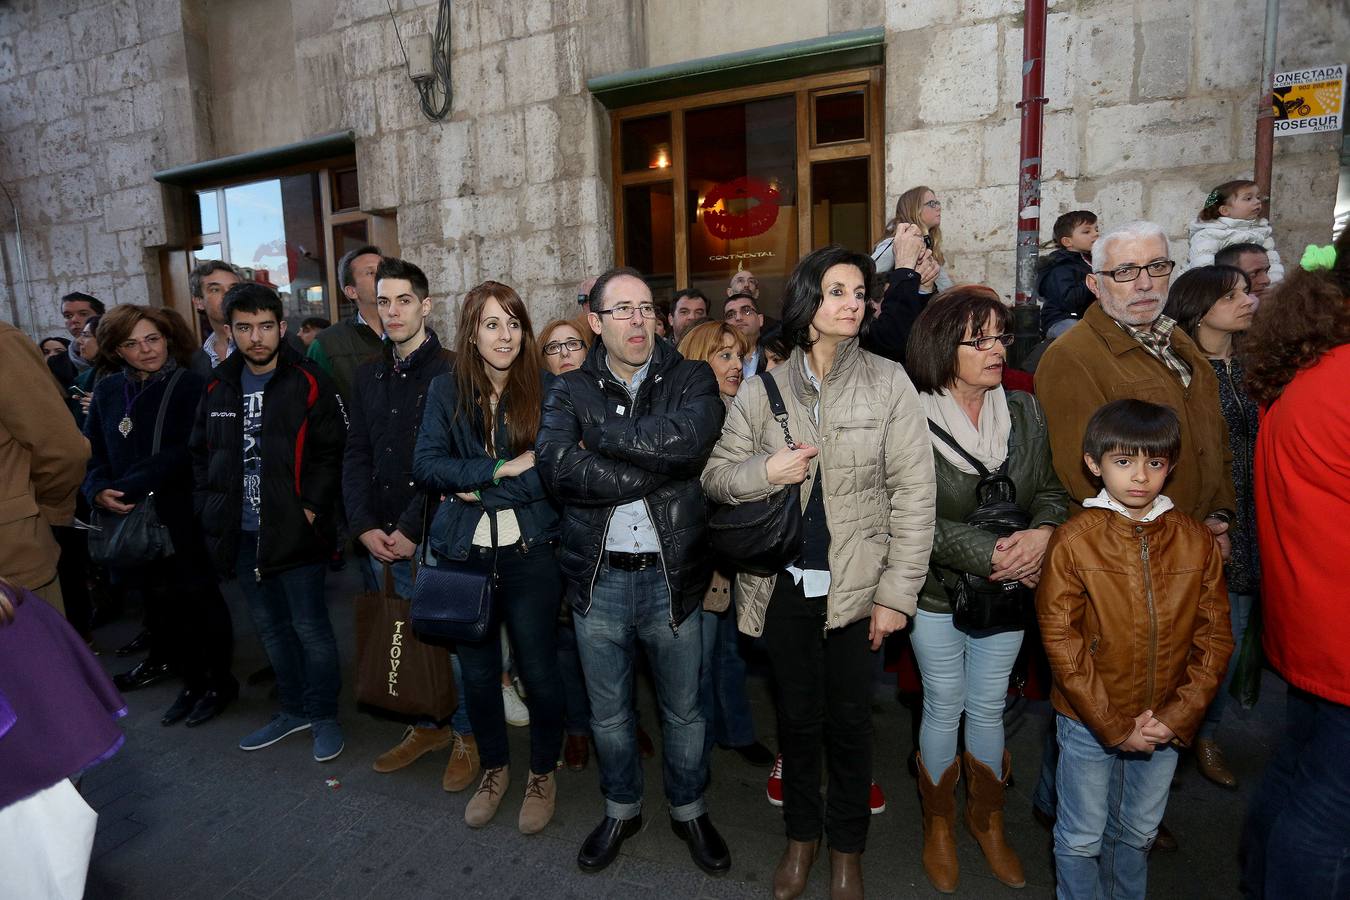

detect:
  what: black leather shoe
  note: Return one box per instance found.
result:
[670,813,731,875]
[730,741,775,767]
[114,660,171,692]
[578,814,642,873]
[161,688,202,726]
[115,629,150,657]
[184,686,236,727]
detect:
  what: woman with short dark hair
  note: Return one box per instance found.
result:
[84,305,237,727]
[904,285,1068,892]
[703,245,936,898]
[1163,265,1261,789]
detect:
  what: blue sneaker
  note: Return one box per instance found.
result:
[239,713,311,751]
[313,719,345,762]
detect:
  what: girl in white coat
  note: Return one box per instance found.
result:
[1186,179,1285,282]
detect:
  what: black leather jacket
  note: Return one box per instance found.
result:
[536,338,725,626]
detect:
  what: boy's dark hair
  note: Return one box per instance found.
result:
[61,291,105,314]
[300,316,331,331]
[1052,210,1097,248]
[1214,242,1267,267]
[588,266,646,313]
[781,245,875,351]
[338,244,382,291]
[1082,400,1182,466]
[375,256,430,300]
[224,282,284,325]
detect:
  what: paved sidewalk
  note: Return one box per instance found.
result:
[82,565,1280,899]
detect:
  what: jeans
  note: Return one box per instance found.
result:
[234,538,341,721]
[1053,714,1178,900]
[574,561,705,823]
[910,609,1023,778]
[699,606,758,760]
[1198,591,1256,740]
[454,542,565,775]
[367,555,472,735]
[1241,688,1350,898]
[557,620,592,736]
[1033,718,1059,817]
[761,576,874,853]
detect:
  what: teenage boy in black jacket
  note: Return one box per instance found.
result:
[536,266,730,876]
[191,283,348,763]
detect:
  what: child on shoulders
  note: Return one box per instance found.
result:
[1039,210,1100,339]
[1186,180,1285,282]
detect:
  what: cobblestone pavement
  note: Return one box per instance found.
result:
[82,565,1280,899]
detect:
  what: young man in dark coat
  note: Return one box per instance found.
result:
[191,283,348,763]
[536,266,730,876]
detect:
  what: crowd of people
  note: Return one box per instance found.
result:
[1,173,1347,900]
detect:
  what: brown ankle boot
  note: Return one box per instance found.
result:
[917,754,960,893]
[442,732,480,792]
[828,848,863,900]
[372,725,453,773]
[773,839,818,900]
[963,750,1026,888]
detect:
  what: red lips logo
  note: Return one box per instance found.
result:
[701,176,781,240]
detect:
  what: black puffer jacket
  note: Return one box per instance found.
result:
[344,332,454,544]
[1037,249,1094,334]
[191,345,346,577]
[536,338,725,625]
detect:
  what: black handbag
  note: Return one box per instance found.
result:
[409,504,498,645]
[707,374,803,577]
[928,421,1033,633]
[87,369,184,567]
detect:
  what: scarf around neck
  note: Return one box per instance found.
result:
[919,386,1010,475]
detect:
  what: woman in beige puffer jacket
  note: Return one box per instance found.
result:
[702,246,935,900]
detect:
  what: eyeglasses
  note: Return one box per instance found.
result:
[543,338,585,355]
[1097,260,1176,283]
[923,199,942,210]
[118,334,164,352]
[596,303,658,321]
[957,333,1015,351]
[724,306,759,320]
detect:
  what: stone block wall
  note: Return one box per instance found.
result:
[883,0,1349,298]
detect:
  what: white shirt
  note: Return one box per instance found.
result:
[1082,489,1174,523]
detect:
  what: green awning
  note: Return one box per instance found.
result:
[153,131,356,186]
[587,27,885,109]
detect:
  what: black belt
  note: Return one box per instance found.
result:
[604,551,662,571]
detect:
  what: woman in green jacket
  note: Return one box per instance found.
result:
[904,286,1069,893]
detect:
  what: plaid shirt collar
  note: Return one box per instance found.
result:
[1117,315,1192,387]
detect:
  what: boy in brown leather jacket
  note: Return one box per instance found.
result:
[1037,399,1232,900]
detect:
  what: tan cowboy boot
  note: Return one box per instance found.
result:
[372,725,453,773]
[772,839,819,900]
[442,732,480,792]
[464,765,509,828]
[963,750,1027,888]
[917,753,960,893]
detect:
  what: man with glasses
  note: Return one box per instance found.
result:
[536,266,731,876]
[722,291,766,375]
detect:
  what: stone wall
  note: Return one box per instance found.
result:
[883,0,1349,297]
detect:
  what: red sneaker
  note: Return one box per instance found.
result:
[870,780,886,815]
[766,753,784,807]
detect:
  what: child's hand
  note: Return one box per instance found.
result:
[1141,716,1176,746]
[1116,710,1156,753]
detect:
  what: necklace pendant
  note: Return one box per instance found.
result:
[118,416,133,438]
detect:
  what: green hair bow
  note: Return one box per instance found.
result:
[1300,244,1337,272]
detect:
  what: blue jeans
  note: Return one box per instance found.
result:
[1199,591,1256,740]
[1053,715,1178,900]
[235,538,341,721]
[699,606,758,759]
[910,609,1023,778]
[1033,718,1059,817]
[557,620,592,736]
[1242,688,1350,898]
[454,542,564,775]
[366,555,473,736]
[574,561,705,822]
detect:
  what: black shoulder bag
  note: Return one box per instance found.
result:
[928,420,1033,633]
[410,502,498,645]
[87,369,183,567]
[707,374,803,577]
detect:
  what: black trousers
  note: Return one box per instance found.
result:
[135,551,236,692]
[761,575,874,853]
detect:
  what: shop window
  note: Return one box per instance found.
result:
[609,69,883,315]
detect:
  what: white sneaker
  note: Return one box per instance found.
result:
[502,683,530,727]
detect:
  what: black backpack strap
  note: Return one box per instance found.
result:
[760,374,797,450]
[150,368,186,456]
[926,419,992,478]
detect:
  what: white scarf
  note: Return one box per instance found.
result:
[1082,489,1174,522]
[918,386,1011,475]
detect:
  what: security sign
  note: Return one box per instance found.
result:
[1272,64,1346,136]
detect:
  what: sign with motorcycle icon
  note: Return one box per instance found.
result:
[1273,64,1345,136]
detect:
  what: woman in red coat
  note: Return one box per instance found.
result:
[1240,234,1350,899]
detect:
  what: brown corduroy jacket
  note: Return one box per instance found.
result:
[0,321,90,589]
[1034,302,1236,521]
